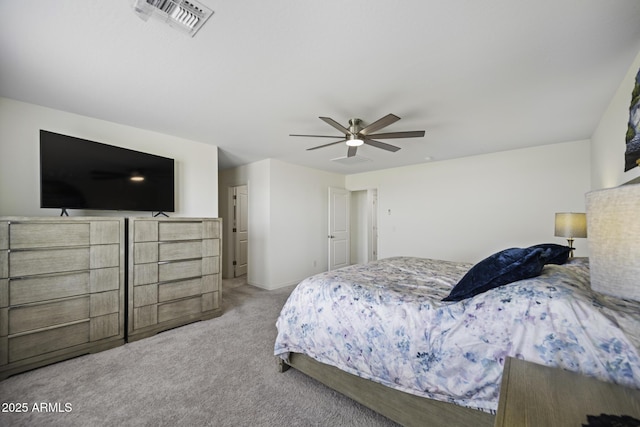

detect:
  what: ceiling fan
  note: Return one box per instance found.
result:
[290,113,426,158]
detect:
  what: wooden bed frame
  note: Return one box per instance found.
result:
[278,352,495,427]
[274,187,640,426]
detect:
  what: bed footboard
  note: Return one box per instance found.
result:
[279,352,495,427]
[276,356,290,373]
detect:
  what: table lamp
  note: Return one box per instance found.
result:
[554,212,587,257]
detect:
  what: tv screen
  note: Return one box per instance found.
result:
[40,130,175,212]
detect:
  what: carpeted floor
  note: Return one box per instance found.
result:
[0,278,398,426]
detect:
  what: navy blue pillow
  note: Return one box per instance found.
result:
[443,247,545,302]
[528,243,571,265]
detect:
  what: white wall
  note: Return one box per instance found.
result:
[591,49,640,189]
[223,142,590,289]
[268,160,345,288]
[0,97,218,217]
[346,140,591,263]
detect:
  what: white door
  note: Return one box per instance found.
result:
[233,185,248,277]
[328,187,350,271]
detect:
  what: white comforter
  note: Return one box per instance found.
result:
[274,257,640,412]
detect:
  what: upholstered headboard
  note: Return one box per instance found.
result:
[586,183,640,301]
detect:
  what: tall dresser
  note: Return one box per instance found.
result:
[0,217,125,380]
[128,217,222,341]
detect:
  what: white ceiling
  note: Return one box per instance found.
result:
[1,1,640,174]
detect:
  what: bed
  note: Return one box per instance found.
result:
[274,187,640,427]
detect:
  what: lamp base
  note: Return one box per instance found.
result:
[566,238,575,258]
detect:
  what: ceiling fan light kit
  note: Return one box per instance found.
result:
[132,0,213,37]
[346,135,364,147]
[290,114,425,159]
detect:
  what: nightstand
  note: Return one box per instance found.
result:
[495,357,640,426]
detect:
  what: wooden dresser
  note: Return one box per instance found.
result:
[127,217,223,342]
[0,217,125,380]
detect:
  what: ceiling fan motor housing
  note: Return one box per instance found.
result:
[348,118,363,135]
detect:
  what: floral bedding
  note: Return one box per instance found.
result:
[274,257,640,412]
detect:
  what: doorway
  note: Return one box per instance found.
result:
[350,188,378,264]
[230,185,248,277]
[328,187,350,271]
[329,187,379,270]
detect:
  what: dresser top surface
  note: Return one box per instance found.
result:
[495,357,640,426]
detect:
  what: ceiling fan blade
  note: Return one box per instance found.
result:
[359,113,400,136]
[347,146,358,157]
[366,130,425,139]
[364,139,401,152]
[319,117,351,135]
[306,139,347,151]
[290,134,344,138]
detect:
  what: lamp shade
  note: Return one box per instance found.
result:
[554,213,587,238]
[586,184,640,301]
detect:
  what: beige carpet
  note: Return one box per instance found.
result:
[0,277,398,426]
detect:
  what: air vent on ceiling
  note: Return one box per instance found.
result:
[133,0,213,37]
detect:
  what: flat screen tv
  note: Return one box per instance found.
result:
[40,130,175,213]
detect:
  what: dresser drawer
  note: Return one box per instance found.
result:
[202,291,219,312]
[10,248,90,277]
[0,279,7,308]
[133,263,158,286]
[133,283,158,307]
[89,267,120,293]
[159,241,203,261]
[203,220,221,239]
[203,256,220,275]
[8,267,119,305]
[158,222,202,241]
[10,223,90,249]
[9,296,89,334]
[9,321,89,363]
[202,239,220,257]
[9,272,89,305]
[158,259,202,282]
[90,244,120,269]
[90,313,120,341]
[134,305,157,329]
[0,222,7,250]
[90,290,119,317]
[202,274,219,293]
[0,251,7,279]
[133,221,158,243]
[134,242,158,264]
[158,296,201,323]
[89,221,121,245]
[158,278,202,302]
